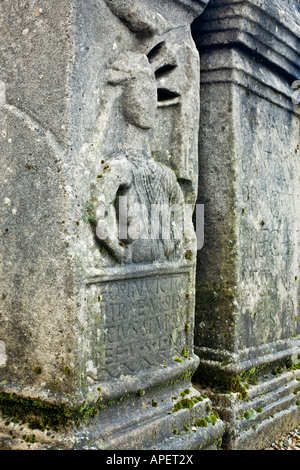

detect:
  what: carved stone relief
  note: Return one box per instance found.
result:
[89,0,201,267]
[93,51,196,264]
[79,1,203,388]
[0,0,223,451]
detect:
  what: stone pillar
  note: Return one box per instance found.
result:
[192,0,300,449]
[0,0,225,450]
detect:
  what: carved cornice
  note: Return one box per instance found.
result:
[197,0,300,34]
[193,0,300,81]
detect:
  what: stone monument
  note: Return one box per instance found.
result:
[192,0,300,450]
[0,0,224,450]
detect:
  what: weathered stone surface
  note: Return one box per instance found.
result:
[195,368,300,450]
[0,380,224,450]
[0,0,225,450]
[192,0,300,449]
[0,90,76,397]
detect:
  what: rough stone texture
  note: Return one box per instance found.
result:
[192,0,300,449]
[0,0,77,400]
[0,379,224,450]
[0,0,225,450]
[195,368,300,450]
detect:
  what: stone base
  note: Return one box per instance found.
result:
[194,368,300,450]
[0,379,225,450]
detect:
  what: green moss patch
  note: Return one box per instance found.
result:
[244,409,256,420]
[82,200,96,224]
[172,395,205,413]
[205,413,218,425]
[181,349,189,359]
[195,418,207,427]
[0,392,99,432]
[174,356,182,363]
[194,357,299,400]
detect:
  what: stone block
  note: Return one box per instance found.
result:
[192,0,300,449]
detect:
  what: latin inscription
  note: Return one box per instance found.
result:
[238,98,300,343]
[85,273,192,379]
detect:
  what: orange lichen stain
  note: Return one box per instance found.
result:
[33,7,42,17]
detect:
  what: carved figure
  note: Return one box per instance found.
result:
[95,52,195,264]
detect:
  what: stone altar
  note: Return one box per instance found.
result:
[0,0,224,450]
[192,0,300,450]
